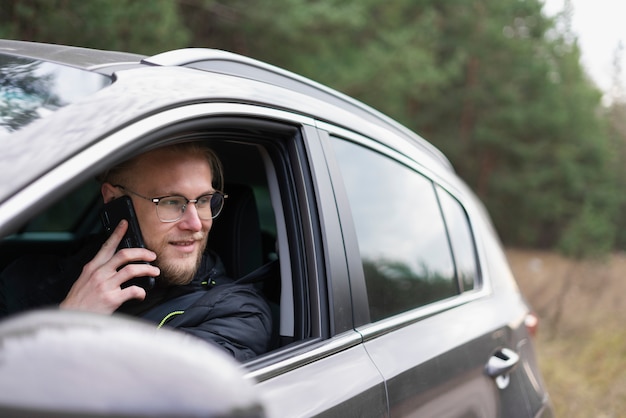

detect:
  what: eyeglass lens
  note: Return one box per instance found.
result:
[156,194,224,221]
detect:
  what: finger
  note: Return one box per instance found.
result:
[113,263,160,288]
[99,220,128,259]
[120,262,160,279]
[120,285,147,302]
[75,221,131,280]
[113,247,157,267]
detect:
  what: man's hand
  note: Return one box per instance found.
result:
[60,220,160,314]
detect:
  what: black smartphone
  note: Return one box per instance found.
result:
[101,195,156,290]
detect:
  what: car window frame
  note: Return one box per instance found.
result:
[315,123,490,336]
[435,184,482,293]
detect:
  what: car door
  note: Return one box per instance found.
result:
[246,122,389,417]
[320,128,539,417]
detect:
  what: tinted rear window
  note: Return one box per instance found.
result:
[0,54,110,139]
[330,137,459,321]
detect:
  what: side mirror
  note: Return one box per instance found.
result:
[0,309,265,417]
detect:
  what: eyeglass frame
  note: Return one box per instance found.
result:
[114,185,228,222]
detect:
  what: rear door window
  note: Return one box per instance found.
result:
[437,186,479,292]
[329,137,458,321]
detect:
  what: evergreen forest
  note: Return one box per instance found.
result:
[2,0,625,259]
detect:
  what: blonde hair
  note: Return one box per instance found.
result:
[98,143,224,191]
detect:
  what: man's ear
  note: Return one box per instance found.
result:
[101,183,121,204]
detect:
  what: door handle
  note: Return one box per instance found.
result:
[484,348,520,389]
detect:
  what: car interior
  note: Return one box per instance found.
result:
[0,119,309,357]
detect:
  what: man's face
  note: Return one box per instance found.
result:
[124,149,214,286]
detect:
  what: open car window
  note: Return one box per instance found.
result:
[0,118,315,358]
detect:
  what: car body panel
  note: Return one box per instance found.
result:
[361,293,535,417]
[251,332,387,418]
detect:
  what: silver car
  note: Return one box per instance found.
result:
[0,39,553,417]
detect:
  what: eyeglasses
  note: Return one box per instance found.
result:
[115,185,227,222]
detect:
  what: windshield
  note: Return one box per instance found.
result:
[0,53,111,139]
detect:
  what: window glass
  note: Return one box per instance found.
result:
[437,186,478,292]
[0,54,111,140]
[23,179,100,233]
[330,137,457,321]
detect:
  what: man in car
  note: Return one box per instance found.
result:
[0,143,273,361]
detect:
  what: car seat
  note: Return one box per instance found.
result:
[206,183,281,349]
[207,183,264,279]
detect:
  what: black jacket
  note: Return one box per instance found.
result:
[0,236,273,361]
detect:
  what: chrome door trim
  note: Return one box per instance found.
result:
[245,330,363,382]
[356,290,487,342]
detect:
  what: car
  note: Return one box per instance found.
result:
[0,39,554,417]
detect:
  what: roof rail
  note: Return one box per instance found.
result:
[144,48,453,170]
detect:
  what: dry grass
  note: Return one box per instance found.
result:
[507,249,626,418]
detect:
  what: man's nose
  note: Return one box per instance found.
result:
[178,203,205,231]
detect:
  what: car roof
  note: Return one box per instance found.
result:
[0,40,453,204]
[0,39,145,70]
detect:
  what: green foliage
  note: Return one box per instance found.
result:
[2,0,626,258]
[0,0,190,54]
[557,200,616,259]
[605,101,626,250]
[207,0,622,258]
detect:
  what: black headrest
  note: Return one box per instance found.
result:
[207,184,263,279]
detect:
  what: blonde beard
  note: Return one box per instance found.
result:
[156,253,203,286]
[149,235,207,286]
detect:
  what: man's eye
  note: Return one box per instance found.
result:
[197,196,212,206]
[162,198,183,207]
